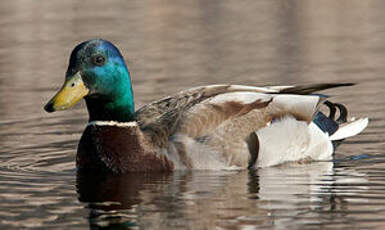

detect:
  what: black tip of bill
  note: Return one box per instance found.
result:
[44,102,55,113]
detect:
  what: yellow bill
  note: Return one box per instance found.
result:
[44,72,89,112]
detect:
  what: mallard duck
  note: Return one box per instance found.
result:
[44,39,369,173]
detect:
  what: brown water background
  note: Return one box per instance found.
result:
[0,0,385,229]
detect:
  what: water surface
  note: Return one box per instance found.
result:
[0,0,385,229]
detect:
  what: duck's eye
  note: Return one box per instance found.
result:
[92,55,106,66]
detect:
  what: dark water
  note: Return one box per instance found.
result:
[0,0,384,229]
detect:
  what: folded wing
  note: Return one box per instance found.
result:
[135,83,355,168]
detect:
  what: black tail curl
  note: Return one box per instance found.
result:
[313,100,349,149]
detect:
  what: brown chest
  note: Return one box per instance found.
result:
[77,124,174,173]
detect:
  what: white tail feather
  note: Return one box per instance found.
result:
[330,118,369,141]
[255,116,333,167]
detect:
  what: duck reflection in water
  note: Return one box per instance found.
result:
[76,161,368,229]
[77,171,172,229]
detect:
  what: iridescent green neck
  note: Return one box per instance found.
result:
[85,95,135,122]
[85,70,135,122]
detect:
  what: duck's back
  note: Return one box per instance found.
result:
[133,83,367,170]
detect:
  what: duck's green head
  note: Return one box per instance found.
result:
[44,39,135,122]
